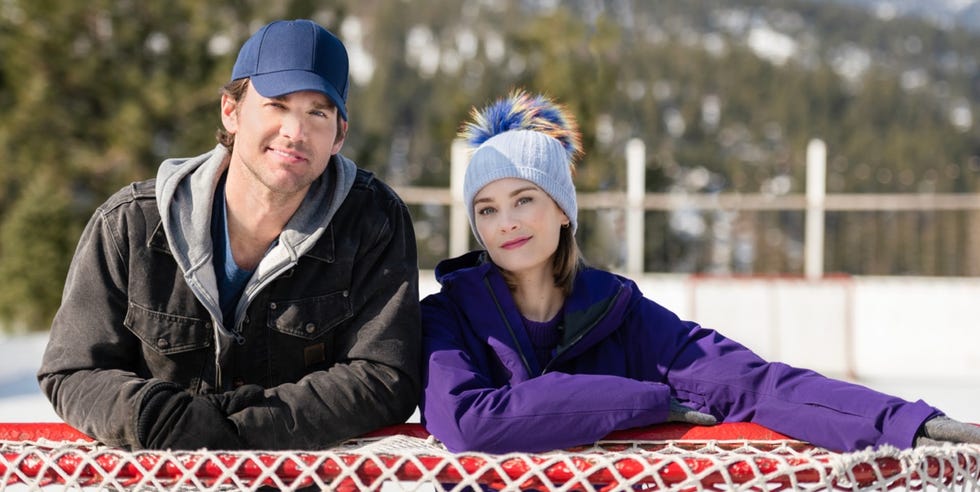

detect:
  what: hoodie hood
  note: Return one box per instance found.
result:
[155,145,228,319]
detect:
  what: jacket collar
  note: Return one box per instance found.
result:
[555,268,630,362]
[145,203,336,266]
[434,252,632,374]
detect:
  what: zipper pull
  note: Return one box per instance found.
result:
[231,314,250,345]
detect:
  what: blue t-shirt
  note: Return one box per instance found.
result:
[211,173,253,325]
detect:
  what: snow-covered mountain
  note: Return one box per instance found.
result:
[825,0,980,32]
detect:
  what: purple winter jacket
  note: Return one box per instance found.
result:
[420,251,940,454]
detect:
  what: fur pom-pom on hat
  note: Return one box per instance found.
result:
[460,90,582,244]
[461,90,582,163]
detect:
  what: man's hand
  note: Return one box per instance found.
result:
[667,398,718,426]
[205,384,265,415]
[137,383,262,450]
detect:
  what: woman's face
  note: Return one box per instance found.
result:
[473,177,570,278]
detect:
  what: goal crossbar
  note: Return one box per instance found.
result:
[2,422,979,491]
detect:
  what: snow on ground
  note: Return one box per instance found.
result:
[0,333,60,422]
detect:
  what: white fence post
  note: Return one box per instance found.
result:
[626,139,646,274]
[805,138,827,280]
[449,139,469,258]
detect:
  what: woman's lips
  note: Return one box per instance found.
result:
[501,236,531,249]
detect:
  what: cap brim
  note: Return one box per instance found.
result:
[249,71,348,121]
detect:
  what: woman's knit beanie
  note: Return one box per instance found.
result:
[460,90,583,246]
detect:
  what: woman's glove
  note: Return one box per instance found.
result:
[915,416,980,446]
[667,398,718,426]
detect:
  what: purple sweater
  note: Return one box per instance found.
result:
[419,252,939,454]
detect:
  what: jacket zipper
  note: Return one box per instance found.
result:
[541,286,624,374]
[484,277,535,376]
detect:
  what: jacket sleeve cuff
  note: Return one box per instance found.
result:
[134,381,183,448]
[881,399,943,449]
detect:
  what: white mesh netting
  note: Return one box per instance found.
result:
[2,432,980,491]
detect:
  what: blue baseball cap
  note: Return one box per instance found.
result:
[232,19,349,121]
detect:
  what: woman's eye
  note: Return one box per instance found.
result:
[477,207,495,216]
[516,196,533,206]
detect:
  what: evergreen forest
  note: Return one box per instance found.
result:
[0,0,978,331]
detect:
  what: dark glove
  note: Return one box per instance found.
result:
[667,398,718,426]
[136,383,246,450]
[915,416,980,447]
[204,384,266,415]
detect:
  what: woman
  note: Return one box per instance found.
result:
[419,90,979,454]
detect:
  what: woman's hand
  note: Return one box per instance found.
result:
[915,416,980,446]
[667,398,718,426]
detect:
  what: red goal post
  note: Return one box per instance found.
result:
[2,422,979,491]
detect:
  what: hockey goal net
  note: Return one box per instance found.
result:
[2,422,978,491]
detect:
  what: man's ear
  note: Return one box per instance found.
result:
[220,92,239,134]
[332,118,349,155]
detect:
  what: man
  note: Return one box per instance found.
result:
[37,19,421,450]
